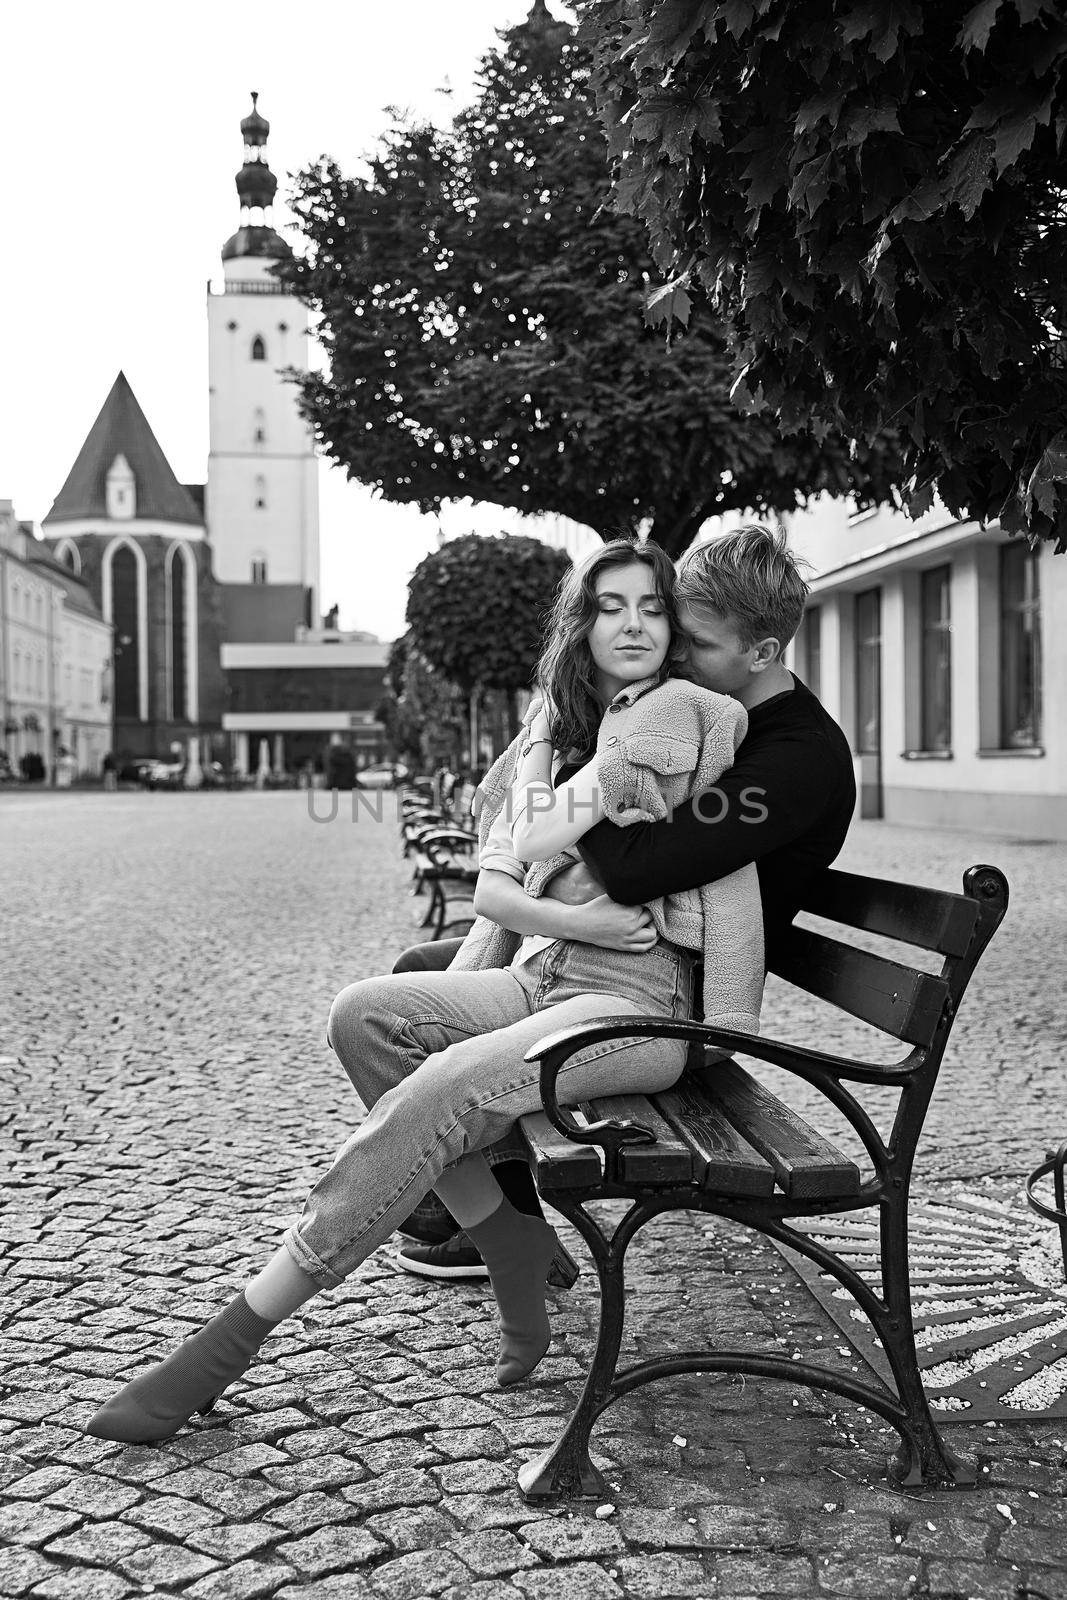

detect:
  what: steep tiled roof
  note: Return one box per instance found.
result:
[29,552,106,622]
[45,373,203,527]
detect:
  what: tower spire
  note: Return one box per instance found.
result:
[222,92,291,262]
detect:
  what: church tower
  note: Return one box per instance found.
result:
[206,94,319,637]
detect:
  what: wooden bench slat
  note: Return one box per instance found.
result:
[652,1080,776,1197]
[585,1094,693,1184]
[801,869,979,958]
[703,1059,861,1199]
[770,926,949,1046]
[520,1111,603,1194]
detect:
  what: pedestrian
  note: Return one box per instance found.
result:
[102,751,117,792]
[86,535,770,1445]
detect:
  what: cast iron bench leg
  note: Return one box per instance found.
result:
[877,1191,976,1489]
[517,1197,637,1500]
[419,879,441,930]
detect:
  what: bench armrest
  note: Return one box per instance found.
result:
[418,828,477,849]
[524,1015,914,1153]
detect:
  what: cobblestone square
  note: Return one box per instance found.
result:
[2,792,1066,1599]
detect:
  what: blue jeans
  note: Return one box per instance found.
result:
[283,940,695,1288]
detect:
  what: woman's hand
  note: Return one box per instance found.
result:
[568,895,657,952]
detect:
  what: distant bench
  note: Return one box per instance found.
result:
[514,863,1008,1499]
[406,826,479,942]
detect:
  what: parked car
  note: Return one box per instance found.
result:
[355,762,410,790]
[118,759,158,787]
[116,759,183,790]
[146,760,185,789]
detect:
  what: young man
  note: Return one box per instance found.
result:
[396,524,856,1280]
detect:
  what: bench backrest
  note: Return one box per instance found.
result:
[770,863,1009,1057]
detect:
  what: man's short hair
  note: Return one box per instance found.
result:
[675,523,810,651]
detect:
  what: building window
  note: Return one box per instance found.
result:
[170,548,189,722]
[254,474,267,510]
[855,588,881,754]
[111,545,141,721]
[251,336,266,361]
[999,543,1042,748]
[798,605,821,699]
[920,565,952,752]
[253,408,266,446]
[251,557,268,584]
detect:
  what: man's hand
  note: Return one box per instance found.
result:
[568,894,658,953]
[542,859,603,906]
[543,861,655,950]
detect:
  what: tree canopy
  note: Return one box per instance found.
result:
[406,533,571,694]
[279,1,904,556]
[581,0,1067,548]
[377,633,468,769]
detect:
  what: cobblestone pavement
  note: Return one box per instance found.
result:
[1,792,1066,1600]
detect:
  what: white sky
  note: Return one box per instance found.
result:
[0,1,573,641]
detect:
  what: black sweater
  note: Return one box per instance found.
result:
[578,677,856,958]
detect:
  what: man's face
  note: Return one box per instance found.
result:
[676,602,758,699]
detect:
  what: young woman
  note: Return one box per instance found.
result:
[87,539,757,1446]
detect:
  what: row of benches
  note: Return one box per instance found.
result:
[400,791,479,941]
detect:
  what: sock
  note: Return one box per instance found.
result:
[492,1159,544,1220]
[86,1292,277,1443]
[465,1196,558,1386]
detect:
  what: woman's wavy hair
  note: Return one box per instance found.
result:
[535,537,682,758]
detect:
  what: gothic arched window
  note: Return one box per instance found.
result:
[169,546,190,721]
[251,336,266,361]
[250,554,268,585]
[110,545,140,721]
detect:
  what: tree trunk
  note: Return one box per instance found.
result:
[648,501,723,559]
[469,687,480,770]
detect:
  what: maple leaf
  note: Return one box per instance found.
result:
[957,0,1003,52]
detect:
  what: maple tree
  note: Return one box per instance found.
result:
[278,1,903,556]
[581,0,1067,547]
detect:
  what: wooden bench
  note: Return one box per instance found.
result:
[408,827,479,940]
[514,862,1009,1499]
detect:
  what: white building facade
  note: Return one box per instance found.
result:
[1,500,112,779]
[782,498,1064,840]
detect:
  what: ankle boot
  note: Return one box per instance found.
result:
[465,1199,559,1386]
[86,1293,276,1443]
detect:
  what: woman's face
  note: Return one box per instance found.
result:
[587,561,672,701]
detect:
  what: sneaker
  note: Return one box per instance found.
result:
[395,1207,459,1247]
[396,1229,581,1289]
[396,1230,489,1280]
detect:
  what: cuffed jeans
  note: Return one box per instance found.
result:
[283,939,695,1288]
